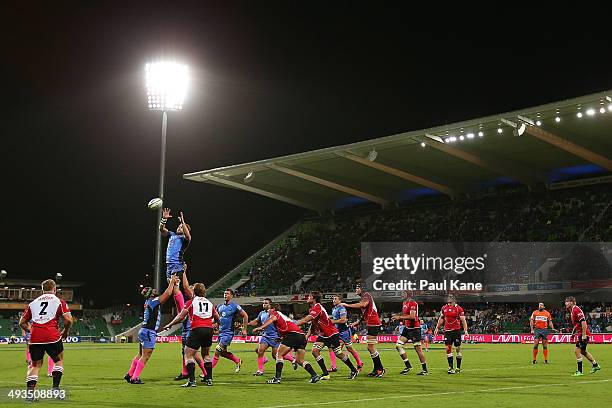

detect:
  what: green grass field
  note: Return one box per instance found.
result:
[0,342,609,407]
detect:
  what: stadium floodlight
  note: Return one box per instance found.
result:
[420,141,426,147]
[577,112,583,118]
[459,135,465,141]
[600,107,606,114]
[145,60,190,290]
[497,128,503,134]
[586,108,596,116]
[466,133,475,139]
[478,131,484,137]
[145,62,189,111]
[555,116,561,123]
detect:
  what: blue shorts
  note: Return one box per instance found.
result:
[138,328,157,349]
[166,263,184,279]
[217,332,234,347]
[339,329,353,345]
[259,336,280,349]
[423,334,433,342]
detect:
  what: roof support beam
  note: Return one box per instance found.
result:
[334,151,455,196]
[423,136,539,188]
[201,174,324,212]
[265,163,390,208]
[524,125,612,171]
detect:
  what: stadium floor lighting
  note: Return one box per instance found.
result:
[466,133,474,139]
[600,107,606,114]
[577,112,583,118]
[420,142,426,147]
[478,131,484,137]
[535,120,542,126]
[555,116,561,123]
[586,108,596,116]
[497,128,503,134]
[145,60,189,290]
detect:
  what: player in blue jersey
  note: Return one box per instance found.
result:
[421,323,432,352]
[124,275,177,384]
[330,295,363,371]
[160,208,191,312]
[212,289,249,372]
[247,298,297,376]
[174,268,208,381]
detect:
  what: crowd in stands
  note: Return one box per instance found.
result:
[216,183,611,296]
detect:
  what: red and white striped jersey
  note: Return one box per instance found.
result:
[185,296,219,329]
[22,293,70,344]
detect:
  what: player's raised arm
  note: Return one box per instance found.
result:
[160,208,172,237]
[179,212,191,241]
[158,275,179,304]
[182,266,194,299]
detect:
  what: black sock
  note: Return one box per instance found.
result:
[52,371,62,388]
[342,355,357,372]
[403,359,412,369]
[593,362,599,367]
[303,362,317,377]
[186,362,195,382]
[26,380,37,391]
[372,354,383,371]
[456,357,462,369]
[204,361,213,380]
[316,357,329,375]
[447,356,454,368]
[275,361,283,379]
[421,362,428,372]
[577,361,583,372]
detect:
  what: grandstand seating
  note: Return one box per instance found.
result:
[220,183,610,296]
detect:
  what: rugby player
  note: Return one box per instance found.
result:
[391,291,428,375]
[296,292,359,380]
[164,282,220,386]
[247,298,297,376]
[330,294,363,371]
[434,294,468,374]
[341,284,385,378]
[253,304,320,384]
[124,275,177,384]
[565,296,601,376]
[19,279,73,401]
[212,289,248,372]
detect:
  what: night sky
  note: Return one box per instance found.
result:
[3,3,611,307]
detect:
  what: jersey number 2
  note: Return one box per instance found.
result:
[39,302,49,315]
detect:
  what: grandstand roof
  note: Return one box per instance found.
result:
[184,90,612,212]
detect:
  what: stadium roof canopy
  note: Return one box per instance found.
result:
[184,90,612,213]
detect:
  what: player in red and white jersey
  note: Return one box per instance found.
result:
[253,304,320,384]
[391,291,428,375]
[165,282,219,387]
[19,279,72,399]
[341,284,385,378]
[434,294,468,374]
[564,296,601,376]
[296,292,358,380]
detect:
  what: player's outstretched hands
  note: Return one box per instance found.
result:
[179,211,186,224]
[162,208,172,219]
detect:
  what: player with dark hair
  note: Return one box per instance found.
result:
[247,298,297,376]
[164,282,220,387]
[124,276,177,384]
[160,208,191,312]
[391,291,428,375]
[434,294,469,374]
[530,302,555,364]
[19,279,73,401]
[565,296,601,376]
[330,294,363,371]
[296,291,359,380]
[253,304,320,384]
[212,288,248,372]
[341,284,385,378]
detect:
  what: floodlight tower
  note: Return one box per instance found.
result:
[145,61,189,290]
